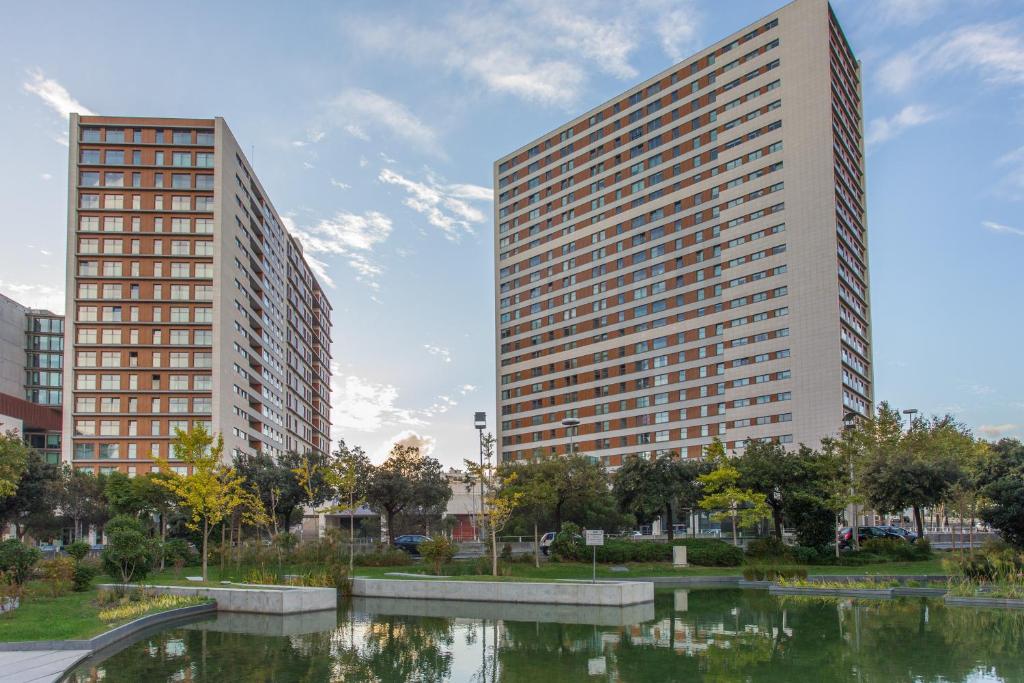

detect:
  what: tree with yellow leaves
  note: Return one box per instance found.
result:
[464,433,522,576]
[154,426,267,581]
[698,438,770,547]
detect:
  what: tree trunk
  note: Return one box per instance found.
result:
[386,509,395,546]
[731,509,738,547]
[491,526,498,577]
[554,499,564,534]
[349,490,355,577]
[534,522,540,569]
[913,505,925,539]
[835,513,840,558]
[202,518,209,582]
[771,504,784,541]
[665,503,674,541]
[160,513,167,571]
[220,523,226,573]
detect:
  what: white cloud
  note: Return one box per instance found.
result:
[346,1,701,107]
[344,123,370,141]
[330,365,429,437]
[878,22,1024,93]
[327,88,440,155]
[0,281,65,313]
[965,384,996,396]
[23,68,93,120]
[655,4,701,63]
[872,0,946,26]
[40,173,52,181]
[329,178,351,190]
[285,211,392,289]
[378,168,488,241]
[384,430,437,460]
[865,104,940,146]
[459,384,477,395]
[982,220,1024,237]
[423,344,452,363]
[978,423,1020,438]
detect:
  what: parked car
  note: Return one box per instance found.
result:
[393,534,431,554]
[539,532,556,556]
[879,525,918,543]
[837,525,903,550]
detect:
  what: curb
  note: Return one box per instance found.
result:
[944,595,1024,609]
[0,602,216,652]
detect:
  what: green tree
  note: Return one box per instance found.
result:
[154,426,267,581]
[698,438,769,546]
[858,408,966,538]
[500,458,557,567]
[0,430,30,499]
[735,439,794,540]
[0,450,61,540]
[235,450,331,535]
[101,515,157,584]
[365,444,451,544]
[0,539,41,585]
[613,454,695,539]
[58,465,109,541]
[320,439,372,575]
[465,433,522,576]
[979,438,1024,548]
[538,454,612,532]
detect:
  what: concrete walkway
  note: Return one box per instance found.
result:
[0,649,89,682]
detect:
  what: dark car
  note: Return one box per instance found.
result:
[837,525,903,550]
[879,525,918,543]
[393,534,431,554]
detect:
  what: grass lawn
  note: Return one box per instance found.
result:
[0,580,211,643]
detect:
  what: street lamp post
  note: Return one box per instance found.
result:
[561,417,580,457]
[842,411,860,551]
[474,412,486,543]
[902,408,918,430]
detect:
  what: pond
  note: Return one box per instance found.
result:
[65,588,1024,682]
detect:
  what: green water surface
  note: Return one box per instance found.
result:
[64,589,1024,682]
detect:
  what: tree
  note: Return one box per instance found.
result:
[365,444,451,545]
[857,408,966,538]
[613,454,691,538]
[735,439,795,540]
[697,438,769,546]
[0,430,30,499]
[464,433,522,576]
[500,459,556,567]
[320,440,372,576]
[979,438,1024,548]
[154,426,267,581]
[538,454,611,533]
[101,515,157,584]
[0,450,61,541]
[235,450,331,535]
[58,466,109,541]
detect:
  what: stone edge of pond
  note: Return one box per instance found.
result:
[944,595,1024,609]
[0,602,217,652]
[96,583,338,614]
[351,577,655,606]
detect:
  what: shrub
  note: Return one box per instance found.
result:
[73,559,99,592]
[419,536,457,575]
[242,567,279,585]
[743,565,808,581]
[746,538,790,560]
[354,549,413,567]
[500,543,513,562]
[0,540,42,586]
[273,532,299,554]
[549,523,583,562]
[788,545,831,565]
[670,539,744,567]
[65,540,91,562]
[162,539,198,567]
[101,515,157,584]
[39,557,75,597]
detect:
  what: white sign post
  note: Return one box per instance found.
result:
[585,529,604,583]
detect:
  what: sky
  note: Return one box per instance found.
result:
[1,0,1022,468]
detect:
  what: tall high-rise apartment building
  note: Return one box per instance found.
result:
[62,116,332,474]
[494,0,871,465]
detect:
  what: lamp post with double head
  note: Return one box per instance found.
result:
[561,417,580,457]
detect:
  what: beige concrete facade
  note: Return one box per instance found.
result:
[493,0,871,465]
[62,116,332,472]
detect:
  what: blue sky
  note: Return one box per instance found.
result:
[1,0,1022,467]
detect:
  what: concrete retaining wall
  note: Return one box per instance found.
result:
[98,584,336,614]
[351,578,654,606]
[945,595,1024,609]
[352,596,655,625]
[769,585,895,598]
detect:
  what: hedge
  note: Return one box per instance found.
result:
[553,536,743,566]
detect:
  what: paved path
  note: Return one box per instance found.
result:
[0,650,89,683]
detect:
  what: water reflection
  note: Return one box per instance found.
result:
[65,589,1024,682]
